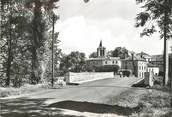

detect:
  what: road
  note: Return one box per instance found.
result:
[0,76,143,117]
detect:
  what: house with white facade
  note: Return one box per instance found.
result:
[121,54,147,78]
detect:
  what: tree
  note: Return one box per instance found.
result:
[60,51,86,72]
[111,47,129,59]
[135,0,172,86]
[83,0,90,3]
[89,52,97,58]
[0,0,60,87]
[24,0,59,84]
[0,0,30,86]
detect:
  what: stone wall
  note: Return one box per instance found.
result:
[65,72,114,84]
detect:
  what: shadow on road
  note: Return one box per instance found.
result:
[132,79,147,88]
[48,100,143,116]
[0,98,83,117]
[0,98,143,117]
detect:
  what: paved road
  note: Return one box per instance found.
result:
[0,76,143,117]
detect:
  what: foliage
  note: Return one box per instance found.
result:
[135,0,172,38]
[110,47,129,59]
[60,51,87,72]
[135,0,172,86]
[89,52,97,58]
[0,0,60,87]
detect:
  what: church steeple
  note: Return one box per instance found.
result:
[99,40,102,47]
[97,40,106,58]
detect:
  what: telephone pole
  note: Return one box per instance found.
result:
[163,0,169,86]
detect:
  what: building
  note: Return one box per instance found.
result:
[150,55,163,72]
[121,54,148,78]
[137,52,152,62]
[147,63,159,76]
[87,41,121,72]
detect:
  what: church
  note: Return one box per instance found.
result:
[86,41,121,72]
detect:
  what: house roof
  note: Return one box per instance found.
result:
[151,55,163,61]
[125,55,146,61]
[136,52,151,58]
[147,63,158,67]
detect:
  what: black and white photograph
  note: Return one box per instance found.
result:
[0,0,172,117]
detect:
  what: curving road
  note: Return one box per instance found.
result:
[0,76,143,117]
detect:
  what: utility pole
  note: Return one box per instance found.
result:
[163,0,169,86]
[171,46,172,89]
[52,14,55,87]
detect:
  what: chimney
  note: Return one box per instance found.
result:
[141,51,143,58]
[131,53,134,60]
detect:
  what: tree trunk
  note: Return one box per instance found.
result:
[31,46,38,84]
[6,15,12,86]
[30,0,41,84]
[6,35,12,86]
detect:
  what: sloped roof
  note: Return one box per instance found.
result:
[125,55,145,61]
[147,63,158,67]
[136,52,151,58]
[99,40,102,47]
[151,55,163,61]
[97,40,106,49]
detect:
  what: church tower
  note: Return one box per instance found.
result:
[97,40,106,58]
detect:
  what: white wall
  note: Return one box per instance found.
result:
[148,67,159,75]
[65,72,114,84]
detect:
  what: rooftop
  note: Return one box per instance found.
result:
[125,55,145,61]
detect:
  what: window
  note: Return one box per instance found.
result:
[139,66,141,70]
[142,72,144,78]
[139,72,142,77]
[105,61,107,64]
[112,61,114,64]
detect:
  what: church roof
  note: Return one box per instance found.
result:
[99,40,102,47]
[98,40,105,48]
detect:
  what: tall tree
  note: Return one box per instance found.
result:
[89,52,97,58]
[60,51,86,72]
[25,0,59,84]
[0,0,27,86]
[135,0,172,86]
[111,47,129,59]
[0,0,60,86]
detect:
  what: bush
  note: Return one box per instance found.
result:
[153,76,163,86]
[158,71,164,76]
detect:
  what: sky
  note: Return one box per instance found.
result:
[55,0,172,57]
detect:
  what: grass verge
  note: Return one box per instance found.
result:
[0,83,51,98]
[107,87,172,117]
